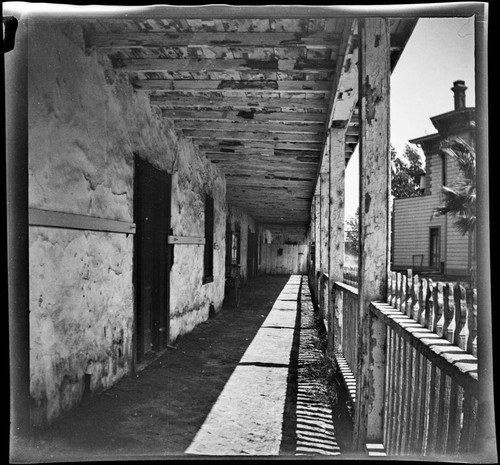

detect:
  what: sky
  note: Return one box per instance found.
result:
[344,16,476,219]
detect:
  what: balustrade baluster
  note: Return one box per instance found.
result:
[406,269,413,316]
[456,284,469,350]
[434,281,445,337]
[400,274,407,314]
[395,272,402,311]
[387,271,396,307]
[412,274,420,321]
[405,274,413,317]
[426,279,434,331]
[444,283,456,343]
[418,278,428,326]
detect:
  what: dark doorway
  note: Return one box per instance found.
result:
[134,157,171,363]
[247,228,258,279]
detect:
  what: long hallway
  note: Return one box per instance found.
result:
[16,275,344,461]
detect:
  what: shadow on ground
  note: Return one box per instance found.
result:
[14,275,292,462]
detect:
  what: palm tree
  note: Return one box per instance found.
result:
[433,136,476,286]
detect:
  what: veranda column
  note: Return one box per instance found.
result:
[314,193,321,304]
[328,129,345,354]
[319,171,329,319]
[309,199,316,281]
[354,17,391,450]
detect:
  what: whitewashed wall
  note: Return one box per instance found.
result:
[27,21,226,426]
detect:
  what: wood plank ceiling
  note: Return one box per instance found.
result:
[84,12,416,230]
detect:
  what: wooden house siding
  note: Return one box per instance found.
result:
[393,196,444,269]
[393,156,471,276]
[446,226,470,273]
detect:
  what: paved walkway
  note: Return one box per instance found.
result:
[13,274,341,462]
[185,275,301,456]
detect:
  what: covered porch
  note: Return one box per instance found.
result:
[6,3,492,461]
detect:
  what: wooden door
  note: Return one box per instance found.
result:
[134,158,171,363]
[247,229,258,278]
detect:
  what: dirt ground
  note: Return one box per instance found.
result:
[12,275,296,462]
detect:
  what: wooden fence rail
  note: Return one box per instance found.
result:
[343,266,359,288]
[387,271,477,356]
[374,271,479,456]
[333,281,359,378]
[372,301,478,456]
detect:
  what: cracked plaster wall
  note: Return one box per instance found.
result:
[28,21,226,426]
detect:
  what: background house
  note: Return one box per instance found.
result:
[392,80,475,280]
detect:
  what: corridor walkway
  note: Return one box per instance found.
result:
[16,274,341,462]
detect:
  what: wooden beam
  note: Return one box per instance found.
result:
[29,208,136,234]
[354,17,391,451]
[148,90,329,101]
[134,79,333,92]
[313,20,359,198]
[183,129,322,143]
[174,120,326,133]
[327,22,359,129]
[168,235,205,245]
[20,5,484,20]
[114,58,336,73]
[162,109,326,122]
[151,95,328,111]
[199,140,322,150]
[91,31,342,48]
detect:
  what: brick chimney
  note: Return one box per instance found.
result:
[451,80,467,110]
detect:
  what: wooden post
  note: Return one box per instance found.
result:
[5,14,31,439]
[309,199,315,280]
[354,17,391,450]
[474,6,496,460]
[328,129,345,354]
[314,193,321,304]
[319,171,329,319]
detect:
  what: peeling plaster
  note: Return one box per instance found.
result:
[28,21,227,426]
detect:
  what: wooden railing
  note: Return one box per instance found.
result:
[333,281,359,380]
[343,266,359,288]
[371,271,478,456]
[387,271,477,355]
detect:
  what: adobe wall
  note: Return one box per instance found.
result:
[27,20,226,426]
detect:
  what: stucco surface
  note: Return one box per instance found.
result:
[27,21,227,425]
[29,227,134,426]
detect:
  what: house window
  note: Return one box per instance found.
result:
[203,195,214,284]
[429,227,441,268]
